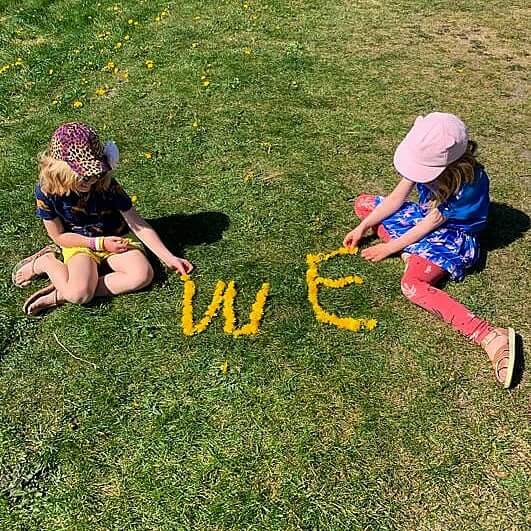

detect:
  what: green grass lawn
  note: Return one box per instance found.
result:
[0,0,529,529]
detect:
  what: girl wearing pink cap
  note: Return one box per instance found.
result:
[344,112,517,389]
[12,122,193,315]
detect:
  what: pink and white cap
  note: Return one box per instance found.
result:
[393,112,469,183]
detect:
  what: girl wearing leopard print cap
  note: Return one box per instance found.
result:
[12,122,193,315]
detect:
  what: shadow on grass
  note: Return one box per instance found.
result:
[475,202,530,272]
[510,333,525,389]
[145,211,230,283]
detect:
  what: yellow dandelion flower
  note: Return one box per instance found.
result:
[145,60,155,69]
[15,57,23,65]
[243,47,252,55]
[103,60,115,71]
[202,79,210,87]
[144,152,152,159]
[124,34,130,41]
[73,100,83,108]
[115,42,123,49]
[95,87,107,96]
[131,194,138,204]
[219,360,229,375]
[191,42,199,48]
[192,120,199,128]
[365,319,378,330]
[128,18,134,25]
[155,16,160,22]
[243,3,249,9]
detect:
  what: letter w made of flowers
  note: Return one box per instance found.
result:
[180,275,270,337]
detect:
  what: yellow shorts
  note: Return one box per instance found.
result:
[62,237,145,265]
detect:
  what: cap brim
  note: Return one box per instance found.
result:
[72,157,111,177]
[393,140,444,184]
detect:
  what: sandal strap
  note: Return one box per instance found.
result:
[492,346,510,382]
[481,328,506,348]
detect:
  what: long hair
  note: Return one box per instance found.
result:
[426,141,480,206]
[38,153,111,196]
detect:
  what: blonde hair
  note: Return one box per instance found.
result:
[38,152,111,196]
[426,141,479,206]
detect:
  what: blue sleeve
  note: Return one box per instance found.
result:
[109,178,133,211]
[35,184,58,220]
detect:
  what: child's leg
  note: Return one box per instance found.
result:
[400,255,493,343]
[33,253,99,304]
[96,250,154,296]
[353,194,392,242]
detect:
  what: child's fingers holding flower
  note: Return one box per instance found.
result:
[104,236,129,253]
[164,255,194,274]
[343,226,364,248]
[361,243,392,262]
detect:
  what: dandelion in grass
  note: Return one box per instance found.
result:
[202,79,210,87]
[115,42,123,49]
[131,194,138,204]
[144,152,152,159]
[219,360,229,375]
[145,60,155,69]
[192,120,199,128]
[191,42,199,48]
[95,87,107,96]
[243,47,252,55]
[73,100,83,108]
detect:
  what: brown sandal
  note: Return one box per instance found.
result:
[23,283,60,317]
[481,327,516,389]
[12,245,59,288]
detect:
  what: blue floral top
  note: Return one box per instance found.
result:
[377,165,490,281]
[35,178,133,237]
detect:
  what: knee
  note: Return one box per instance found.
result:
[353,194,376,219]
[64,286,94,305]
[131,262,154,289]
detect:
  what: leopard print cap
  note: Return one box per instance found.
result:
[49,122,110,177]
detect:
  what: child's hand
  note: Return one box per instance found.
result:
[343,226,366,248]
[164,255,194,275]
[361,243,393,262]
[104,236,129,253]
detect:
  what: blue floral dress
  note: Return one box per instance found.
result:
[376,166,490,281]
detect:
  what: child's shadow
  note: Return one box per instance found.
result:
[475,202,529,388]
[145,211,230,283]
[475,202,530,270]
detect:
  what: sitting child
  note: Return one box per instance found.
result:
[13,122,192,315]
[344,112,518,388]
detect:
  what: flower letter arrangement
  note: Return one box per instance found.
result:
[306,246,377,332]
[180,275,271,337]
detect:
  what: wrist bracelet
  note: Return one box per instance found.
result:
[96,236,105,252]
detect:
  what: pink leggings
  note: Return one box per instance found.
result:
[354,194,493,344]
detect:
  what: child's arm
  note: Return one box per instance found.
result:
[43,218,129,253]
[121,207,193,274]
[343,178,414,248]
[362,208,446,262]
